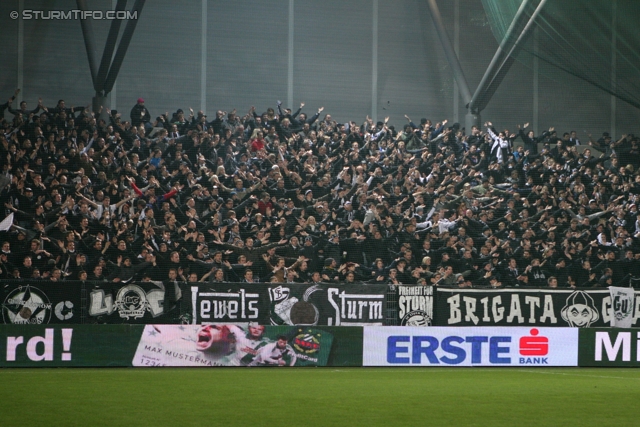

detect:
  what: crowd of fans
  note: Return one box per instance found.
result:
[1,88,640,289]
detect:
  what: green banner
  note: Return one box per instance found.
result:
[578,328,640,367]
[0,324,362,367]
[0,325,142,367]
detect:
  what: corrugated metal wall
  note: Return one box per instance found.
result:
[1,0,638,136]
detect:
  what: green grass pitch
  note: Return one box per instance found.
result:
[1,367,638,426]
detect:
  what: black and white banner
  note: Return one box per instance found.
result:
[86,281,182,324]
[267,284,387,326]
[185,284,270,324]
[184,283,387,326]
[434,287,640,328]
[1,281,82,324]
[396,286,433,326]
[609,287,635,328]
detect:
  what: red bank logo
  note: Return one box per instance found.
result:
[518,328,549,364]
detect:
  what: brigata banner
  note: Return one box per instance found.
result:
[0,281,82,325]
[185,283,387,326]
[0,324,363,367]
[363,326,578,366]
[578,328,640,367]
[435,288,640,327]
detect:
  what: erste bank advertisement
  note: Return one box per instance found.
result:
[363,327,578,366]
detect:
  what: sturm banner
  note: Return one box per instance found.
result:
[434,288,640,327]
[267,283,387,326]
[1,281,82,324]
[184,283,387,326]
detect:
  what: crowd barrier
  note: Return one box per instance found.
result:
[1,325,637,367]
[1,281,638,328]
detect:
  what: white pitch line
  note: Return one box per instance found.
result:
[517,369,640,380]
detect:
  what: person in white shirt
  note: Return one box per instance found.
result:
[249,335,297,366]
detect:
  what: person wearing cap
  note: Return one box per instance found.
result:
[130,97,151,129]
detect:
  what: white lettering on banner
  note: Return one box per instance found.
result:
[89,286,165,319]
[493,296,504,322]
[594,332,632,362]
[327,288,384,326]
[89,289,114,316]
[447,293,558,325]
[506,295,524,323]
[447,294,461,324]
[5,329,73,362]
[602,297,611,324]
[398,287,433,326]
[361,327,578,367]
[194,289,259,322]
[540,296,558,324]
[398,295,429,318]
[480,297,489,321]
[146,290,164,317]
[525,297,540,323]
[463,297,479,324]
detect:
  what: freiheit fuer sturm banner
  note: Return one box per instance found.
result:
[435,288,640,327]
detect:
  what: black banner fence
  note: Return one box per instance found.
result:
[184,283,388,326]
[434,287,640,328]
[3,279,634,328]
[1,280,388,326]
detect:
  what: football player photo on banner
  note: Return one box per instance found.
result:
[133,324,334,367]
[362,326,578,366]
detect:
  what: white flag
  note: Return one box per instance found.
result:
[0,213,14,231]
[609,286,635,328]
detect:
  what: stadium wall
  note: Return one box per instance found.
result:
[1,0,639,135]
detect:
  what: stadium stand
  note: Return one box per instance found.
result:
[1,91,639,289]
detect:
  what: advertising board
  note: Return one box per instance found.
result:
[363,326,578,366]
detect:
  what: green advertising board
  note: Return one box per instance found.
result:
[579,328,640,367]
[0,324,363,368]
[0,325,142,367]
